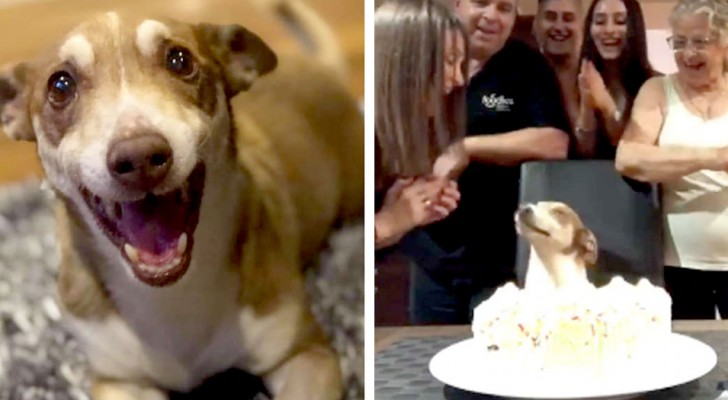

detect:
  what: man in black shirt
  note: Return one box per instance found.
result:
[401,0,571,324]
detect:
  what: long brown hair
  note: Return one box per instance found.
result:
[581,0,655,99]
[375,0,468,189]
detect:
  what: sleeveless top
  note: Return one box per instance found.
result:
[659,75,728,270]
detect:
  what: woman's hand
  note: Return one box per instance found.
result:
[375,177,460,249]
[576,60,603,157]
[579,60,616,115]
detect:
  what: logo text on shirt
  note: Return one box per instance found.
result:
[481,93,514,112]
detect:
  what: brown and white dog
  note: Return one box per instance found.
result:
[0,1,363,399]
[515,202,597,291]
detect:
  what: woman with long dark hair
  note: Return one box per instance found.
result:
[574,0,657,159]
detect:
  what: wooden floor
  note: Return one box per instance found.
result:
[0,0,363,183]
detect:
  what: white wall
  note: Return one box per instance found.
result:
[647,29,678,74]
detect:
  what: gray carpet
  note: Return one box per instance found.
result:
[0,180,363,400]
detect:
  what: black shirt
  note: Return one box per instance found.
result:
[466,39,571,138]
[403,39,570,287]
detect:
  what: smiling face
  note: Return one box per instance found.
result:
[590,0,628,60]
[671,13,727,87]
[465,0,517,60]
[535,0,582,60]
[0,13,276,287]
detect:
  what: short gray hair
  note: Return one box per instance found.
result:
[670,0,728,44]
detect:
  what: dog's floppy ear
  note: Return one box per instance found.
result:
[0,63,35,142]
[195,23,278,97]
[575,228,598,266]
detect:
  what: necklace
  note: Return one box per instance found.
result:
[678,75,728,121]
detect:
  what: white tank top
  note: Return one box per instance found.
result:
[659,75,728,270]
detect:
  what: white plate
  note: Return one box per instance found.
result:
[429,334,717,399]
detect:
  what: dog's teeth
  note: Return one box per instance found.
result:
[124,244,139,264]
[137,260,178,273]
[177,233,188,254]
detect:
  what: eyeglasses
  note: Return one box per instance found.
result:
[666,35,720,52]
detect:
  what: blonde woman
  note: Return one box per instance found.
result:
[616,0,728,319]
[374,0,468,250]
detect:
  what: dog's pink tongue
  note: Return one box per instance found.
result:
[117,193,186,255]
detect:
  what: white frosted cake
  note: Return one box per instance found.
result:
[471,277,672,372]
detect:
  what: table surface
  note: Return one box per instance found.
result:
[375,321,728,400]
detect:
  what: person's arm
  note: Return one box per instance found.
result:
[575,96,625,156]
[463,127,569,166]
[574,95,599,158]
[464,52,570,166]
[596,96,626,146]
[432,139,469,179]
[374,210,410,250]
[615,77,726,182]
[580,60,626,146]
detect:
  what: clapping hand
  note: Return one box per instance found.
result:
[578,59,613,113]
[375,176,461,248]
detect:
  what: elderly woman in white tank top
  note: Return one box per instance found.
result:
[616,0,728,319]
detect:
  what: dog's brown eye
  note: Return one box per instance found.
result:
[166,47,196,78]
[47,71,76,107]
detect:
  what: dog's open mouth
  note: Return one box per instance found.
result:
[80,164,206,287]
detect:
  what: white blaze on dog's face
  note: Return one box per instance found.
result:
[0,13,277,287]
[515,201,597,266]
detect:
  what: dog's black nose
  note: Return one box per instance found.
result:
[517,203,533,217]
[107,133,173,192]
